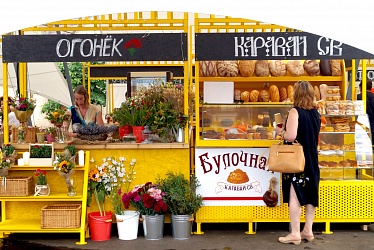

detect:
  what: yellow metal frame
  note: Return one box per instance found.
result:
[0,151,90,245]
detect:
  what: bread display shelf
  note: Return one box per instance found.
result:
[199,76,343,82]
[320,132,356,134]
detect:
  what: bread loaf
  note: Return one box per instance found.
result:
[241,91,250,102]
[314,86,321,101]
[287,85,294,102]
[269,85,280,102]
[330,60,341,76]
[303,60,320,76]
[279,87,287,102]
[259,90,270,102]
[199,61,217,77]
[286,60,305,76]
[238,60,256,77]
[217,60,239,77]
[250,90,260,102]
[255,60,270,77]
[234,89,241,102]
[269,60,287,76]
[320,60,332,76]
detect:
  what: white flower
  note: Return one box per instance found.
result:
[90,158,95,163]
[119,156,125,161]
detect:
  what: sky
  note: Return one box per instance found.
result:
[0,0,374,55]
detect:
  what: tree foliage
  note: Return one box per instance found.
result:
[41,62,106,114]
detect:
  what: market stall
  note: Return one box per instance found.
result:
[193,16,374,234]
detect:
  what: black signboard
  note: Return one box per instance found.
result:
[2,33,188,62]
[195,32,374,60]
[356,70,374,81]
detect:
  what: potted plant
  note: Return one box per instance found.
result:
[157,171,204,240]
[29,144,54,166]
[87,161,113,241]
[64,143,77,159]
[45,127,56,143]
[2,143,17,162]
[122,182,168,240]
[93,156,138,240]
[34,168,50,196]
[0,153,12,177]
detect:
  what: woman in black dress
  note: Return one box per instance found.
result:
[275,80,321,245]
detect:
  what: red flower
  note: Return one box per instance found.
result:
[142,194,154,209]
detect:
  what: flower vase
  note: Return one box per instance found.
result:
[34,184,50,196]
[58,170,76,196]
[55,124,65,143]
[132,126,144,143]
[46,133,55,143]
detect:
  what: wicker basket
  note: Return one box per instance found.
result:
[41,204,82,228]
[0,176,34,196]
[77,133,108,141]
[12,127,37,143]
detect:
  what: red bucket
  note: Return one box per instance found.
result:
[88,211,113,241]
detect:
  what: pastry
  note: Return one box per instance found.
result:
[269,60,287,76]
[287,85,294,102]
[279,87,288,101]
[320,59,332,76]
[217,60,239,77]
[227,169,249,184]
[259,90,270,102]
[238,60,256,77]
[314,86,321,101]
[257,114,264,125]
[241,91,250,102]
[269,85,280,102]
[250,90,260,102]
[330,60,341,76]
[255,60,270,77]
[286,60,305,76]
[234,89,241,102]
[199,61,217,77]
[303,60,320,76]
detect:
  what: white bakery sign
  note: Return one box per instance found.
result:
[195,148,280,206]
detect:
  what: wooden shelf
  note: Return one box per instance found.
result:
[199,76,344,82]
[0,219,83,233]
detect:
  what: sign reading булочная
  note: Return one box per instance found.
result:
[1,33,188,62]
[195,32,374,61]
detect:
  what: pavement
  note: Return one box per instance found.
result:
[2,222,374,250]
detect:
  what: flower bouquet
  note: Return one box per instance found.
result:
[53,152,76,196]
[12,95,36,123]
[0,154,12,177]
[34,169,50,196]
[2,143,17,163]
[45,106,70,127]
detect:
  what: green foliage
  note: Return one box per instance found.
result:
[157,171,203,215]
[30,145,52,158]
[64,143,77,156]
[41,101,65,115]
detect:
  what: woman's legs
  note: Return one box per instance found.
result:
[289,183,302,237]
[301,204,316,239]
[279,184,301,244]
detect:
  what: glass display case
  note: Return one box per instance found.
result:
[200,103,292,140]
[318,112,373,180]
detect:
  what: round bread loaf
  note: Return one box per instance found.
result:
[269,60,287,76]
[241,91,250,102]
[269,85,280,102]
[279,87,287,101]
[255,60,270,77]
[330,60,341,76]
[238,60,256,77]
[259,90,270,102]
[217,60,239,77]
[250,90,260,102]
[303,60,320,76]
[286,60,304,76]
[199,61,217,77]
[314,86,321,101]
[287,85,294,102]
[320,59,332,76]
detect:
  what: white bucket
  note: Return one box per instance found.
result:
[116,211,140,240]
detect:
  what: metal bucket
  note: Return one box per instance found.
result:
[141,214,164,240]
[171,214,193,240]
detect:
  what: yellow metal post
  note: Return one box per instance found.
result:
[352,60,356,100]
[2,63,9,144]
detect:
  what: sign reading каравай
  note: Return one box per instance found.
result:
[2,33,187,62]
[195,32,374,61]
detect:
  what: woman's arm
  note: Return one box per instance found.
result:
[275,108,298,141]
[96,111,104,126]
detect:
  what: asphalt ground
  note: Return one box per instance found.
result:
[1,222,374,250]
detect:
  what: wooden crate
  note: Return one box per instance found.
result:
[12,127,37,143]
[0,176,34,196]
[28,143,54,166]
[41,204,82,228]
